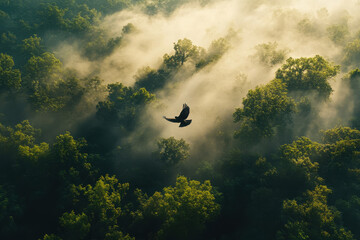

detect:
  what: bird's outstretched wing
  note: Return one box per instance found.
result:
[163,116,181,123]
[177,103,190,120]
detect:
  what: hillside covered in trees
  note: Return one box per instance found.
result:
[2,0,360,239]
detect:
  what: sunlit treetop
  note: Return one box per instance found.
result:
[24,52,62,83]
[275,55,340,99]
[278,185,355,240]
[321,127,360,144]
[280,136,321,160]
[134,175,220,240]
[21,34,43,56]
[233,79,296,142]
[0,120,41,154]
[163,38,204,69]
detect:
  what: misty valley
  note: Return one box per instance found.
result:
[1,0,360,239]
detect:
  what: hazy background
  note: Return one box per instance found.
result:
[49,0,360,154]
[3,0,360,239]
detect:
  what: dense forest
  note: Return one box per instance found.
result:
[1,0,360,239]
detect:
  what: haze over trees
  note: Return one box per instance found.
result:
[1,0,360,240]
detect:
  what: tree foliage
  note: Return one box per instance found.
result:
[163,38,203,69]
[2,1,360,240]
[59,211,90,240]
[233,79,295,142]
[327,24,349,45]
[275,55,339,99]
[277,185,354,240]
[96,83,155,129]
[0,53,21,91]
[134,176,220,240]
[21,34,42,57]
[156,137,190,166]
[59,175,132,240]
[253,42,289,67]
[135,38,229,92]
[343,39,360,68]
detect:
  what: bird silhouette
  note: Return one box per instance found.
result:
[163,103,192,127]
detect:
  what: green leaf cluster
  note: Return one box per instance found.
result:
[135,175,220,240]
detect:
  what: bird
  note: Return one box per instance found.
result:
[163,103,192,127]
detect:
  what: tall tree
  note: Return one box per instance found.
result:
[277,185,354,240]
[156,137,190,166]
[163,38,203,69]
[0,53,21,91]
[233,79,295,143]
[275,55,339,99]
[134,176,220,240]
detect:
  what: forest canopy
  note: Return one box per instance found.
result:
[1,0,360,240]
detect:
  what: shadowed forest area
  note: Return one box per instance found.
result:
[2,0,360,239]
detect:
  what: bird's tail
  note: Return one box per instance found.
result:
[179,119,192,127]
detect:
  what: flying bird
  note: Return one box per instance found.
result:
[163,103,192,127]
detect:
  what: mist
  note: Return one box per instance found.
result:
[51,0,360,154]
[4,0,360,239]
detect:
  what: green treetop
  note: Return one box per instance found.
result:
[134,175,220,240]
[156,137,190,166]
[275,55,339,99]
[277,185,354,240]
[233,79,295,143]
[0,53,21,91]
